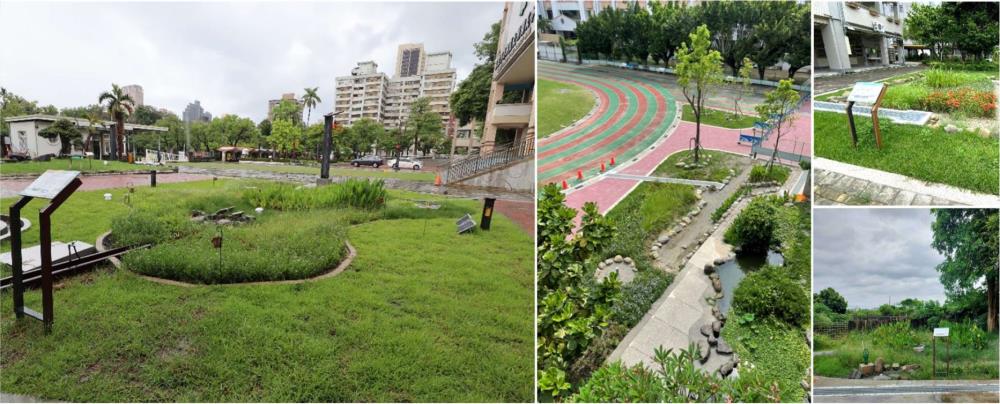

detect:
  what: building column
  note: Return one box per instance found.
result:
[821,20,852,71]
[480,81,505,154]
[578,0,587,21]
[880,36,890,66]
[550,0,560,19]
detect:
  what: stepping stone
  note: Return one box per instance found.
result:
[712,320,722,336]
[700,324,713,337]
[719,360,736,378]
[703,263,715,275]
[717,340,733,355]
[707,334,717,346]
[697,340,711,363]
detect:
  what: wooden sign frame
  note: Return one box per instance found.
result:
[846,83,889,150]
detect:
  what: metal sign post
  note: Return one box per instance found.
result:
[845,82,888,149]
[932,327,950,380]
[9,170,82,334]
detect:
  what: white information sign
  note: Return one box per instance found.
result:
[933,327,950,337]
[846,82,886,103]
[19,170,80,199]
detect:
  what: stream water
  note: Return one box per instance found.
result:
[716,250,784,314]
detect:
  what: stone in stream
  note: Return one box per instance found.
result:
[614,255,623,263]
[598,262,606,269]
[652,245,660,251]
[719,361,736,378]
[652,252,660,259]
[703,263,715,275]
[716,340,733,355]
[717,312,727,324]
[713,257,726,265]
[697,340,711,363]
[707,334,717,346]
[624,257,633,265]
[658,234,670,243]
[700,324,713,337]
[711,306,720,319]
[712,278,722,293]
[712,320,722,336]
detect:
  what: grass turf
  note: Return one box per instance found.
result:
[653,150,745,183]
[0,180,533,401]
[814,111,999,195]
[813,332,999,380]
[681,105,758,129]
[0,159,174,176]
[538,78,597,138]
[172,162,436,182]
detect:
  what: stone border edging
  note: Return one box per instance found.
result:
[96,230,357,287]
[814,157,1000,206]
[1,167,177,181]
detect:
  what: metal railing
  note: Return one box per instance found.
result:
[446,137,534,184]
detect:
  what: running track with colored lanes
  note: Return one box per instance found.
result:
[564,101,813,219]
[538,61,677,185]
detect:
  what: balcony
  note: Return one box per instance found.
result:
[490,103,531,127]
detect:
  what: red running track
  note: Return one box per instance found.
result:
[564,102,813,224]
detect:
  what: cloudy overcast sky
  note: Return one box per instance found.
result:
[0,1,503,123]
[814,208,947,309]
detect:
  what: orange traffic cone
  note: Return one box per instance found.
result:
[562,180,568,190]
[434,174,442,186]
[600,162,606,172]
[610,156,616,165]
[577,170,583,180]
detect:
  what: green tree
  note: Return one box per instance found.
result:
[675,24,723,163]
[904,3,952,60]
[98,83,136,160]
[754,79,800,171]
[450,20,500,127]
[60,104,106,120]
[269,119,302,157]
[210,115,259,147]
[785,7,812,78]
[258,119,272,138]
[38,118,82,154]
[648,2,697,66]
[816,287,848,314]
[734,57,754,119]
[188,121,217,152]
[303,122,325,159]
[301,87,321,125]
[153,114,185,153]
[931,209,999,332]
[347,117,382,158]
[271,99,303,126]
[404,97,443,156]
[131,104,164,125]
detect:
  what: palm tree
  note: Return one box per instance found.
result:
[98,84,135,160]
[301,87,321,125]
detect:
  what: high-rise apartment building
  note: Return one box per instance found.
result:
[335,45,456,133]
[183,100,212,123]
[122,84,144,106]
[395,43,425,77]
[814,1,906,72]
[334,61,389,126]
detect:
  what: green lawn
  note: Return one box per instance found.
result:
[0,159,174,177]
[681,105,758,129]
[0,181,533,401]
[814,111,999,195]
[538,78,596,138]
[653,150,744,183]
[814,330,998,380]
[172,162,437,182]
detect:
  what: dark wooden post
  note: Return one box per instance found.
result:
[9,196,33,319]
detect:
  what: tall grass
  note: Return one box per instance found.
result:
[245,179,386,210]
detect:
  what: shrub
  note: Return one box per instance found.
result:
[724,196,783,253]
[611,270,672,327]
[571,344,781,403]
[943,320,988,350]
[711,186,747,222]
[245,179,386,211]
[566,323,629,384]
[748,164,790,184]
[869,321,920,349]
[732,265,808,327]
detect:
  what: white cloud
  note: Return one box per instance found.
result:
[0,1,504,123]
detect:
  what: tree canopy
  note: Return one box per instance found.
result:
[816,287,848,314]
[905,2,999,60]
[931,209,999,331]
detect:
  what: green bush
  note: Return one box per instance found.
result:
[869,321,920,349]
[711,186,747,222]
[611,270,672,327]
[943,320,988,350]
[566,323,629,384]
[732,265,808,327]
[724,196,783,253]
[748,164,790,184]
[245,179,386,211]
[571,344,781,402]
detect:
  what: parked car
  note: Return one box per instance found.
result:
[388,157,422,170]
[351,155,384,167]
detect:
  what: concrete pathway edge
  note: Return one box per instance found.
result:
[814,158,999,206]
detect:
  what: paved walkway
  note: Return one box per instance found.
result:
[813,158,998,206]
[0,172,211,198]
[815,64,927,94]
[814,376,999,403]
